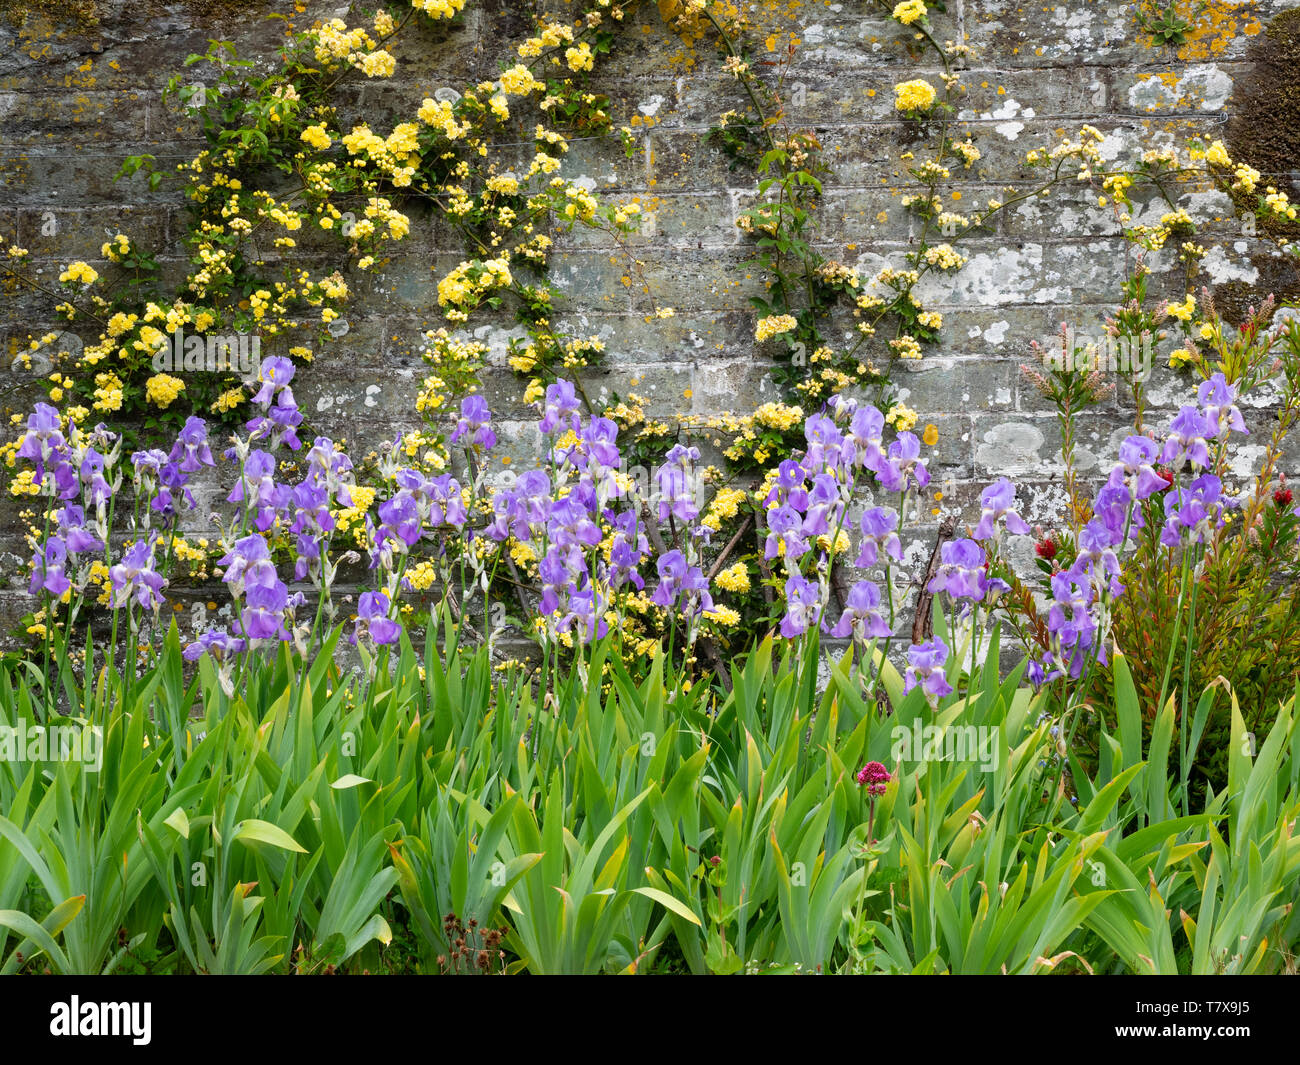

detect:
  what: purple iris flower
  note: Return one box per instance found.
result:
[108,540,167,611]
[779,574,824,638]
[829,580,891,641]
[1160,405,1214,471]
[547,493,602,549]
[376,491,423,548]
[972,478,1032,541]
[656,464,700,525]
[78,449,114,508]
[29,537,72,598]
[1197,373,1247,439]
[652,549,713,617]
[877,432,930,493]
[606,510,648,591]
[251,356,296,408]
[450,395,497,451]
[356,591,402,645]
[169,416,216,473]
[763,460,810,511]
[17,403,67,476]
[927,538,988,601]
[1045,572,1105,678]
[847,405,887,474]
[290,482,336,580]
[556,584,608,644]
[801,473,845,538]
[902,637,953,706]
[1026,652,1065,688]
[218,534,279,595]
[1160,473,1232,547]
[1108,435,1169,502]
[240,580,290,641]
[1069,518,1124,597]
[803,413,849,475]
[425,474,468,528]
[855,507,902,569]
[538,379,581,435]
[183,628,247,662]
[764,504,809,561]
[55,504,102,554]
[305,437,355,506]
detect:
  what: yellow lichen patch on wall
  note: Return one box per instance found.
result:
[1176,0,1263,59]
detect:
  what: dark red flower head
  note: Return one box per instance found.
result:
[856,761,891,796]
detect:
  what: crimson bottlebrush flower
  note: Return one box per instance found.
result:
[1274,487,1293,508]
[1035,536,1058,560]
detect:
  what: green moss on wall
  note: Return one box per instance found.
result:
[1227,8,1300,215]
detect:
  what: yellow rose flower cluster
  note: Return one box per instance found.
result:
[518,20,575,57]
[212,387,246,414]
[417,97,470,140]
[412,0,467,18]
[93,372,124,413]
[923,243,967,270]
[704,605,741,628]
[890,335,923,360]
[715,562,751,593]
[300,124,332,151]
[894,79,937,113]
[565,42,595,72]
[101,233,130,261]
[755,314,798,342]
[437,257,514,321]
[1165,294,1196,322]
[59,261,99,285]
[886,403,919,432]
[702,487,747,530]
[145,373,186,408]
[892,0,928,23]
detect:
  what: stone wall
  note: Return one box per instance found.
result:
[2,0,1299,635]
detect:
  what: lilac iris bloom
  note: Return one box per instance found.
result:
[1159,405,1214,471]
[1197,373,1247,439]
[801,473,845,538]
[1160,473,1232,547]
[450,395,497,451]
[829,580,891,641]
[847,405,887,474]
[1108,435,1168,502]
[1069,518,1124,597]
[183,628,247,662]
[902,638,953,706]
[764,504,809,560]
[763,460,810,511]
[241,581,290,641]
[356,591,402,645]
[779,574,824,638]
[927,539,988,601]
[17,403,67,474]
[169,416,216,473]
[539,379,581,435]
[55,504,102,554]
[877,432,930,492]
[29,538,72,598]
[856,507,902,568]
[108,540,167,611]
[251,356,296,408]
[652,550,713,617]
[972,478,1031,541]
